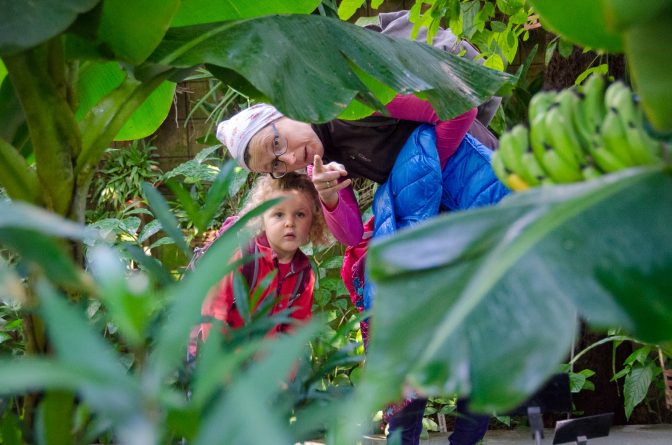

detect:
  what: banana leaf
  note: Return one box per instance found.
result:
[150,14,513,123]
[365,166,672,412]
[170,0,321,26]
[0,0,100,54]
[528,0,623,52]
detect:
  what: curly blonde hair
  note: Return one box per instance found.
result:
[240,173,330,246]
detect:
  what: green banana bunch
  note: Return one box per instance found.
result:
[497,74,667,193]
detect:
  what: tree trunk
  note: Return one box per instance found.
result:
[543,34,626,90]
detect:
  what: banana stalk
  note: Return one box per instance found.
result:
[3,39,78,216]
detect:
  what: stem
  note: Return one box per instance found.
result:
[3,38,79,216]
[568,335,636,366]
[0,137,41,204]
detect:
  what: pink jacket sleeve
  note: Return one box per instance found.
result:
[307,165,364,246]
[321,186,363,246]
[384,94,477,168]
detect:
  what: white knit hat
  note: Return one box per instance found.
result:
[216,104,284,170]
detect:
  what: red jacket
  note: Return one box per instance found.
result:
[198,233,314,343]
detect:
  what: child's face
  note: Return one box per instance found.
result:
[262,190,314,263]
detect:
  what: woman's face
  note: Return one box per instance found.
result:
[246,117,324,174]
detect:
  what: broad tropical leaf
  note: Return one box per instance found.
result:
[365,166,672,412]
[528,0,623,52]
[623,365,653,419]
[76,62,176,142]
[0,202,95,287]
[115,80,176,140]
[97,0,180,64]
[171,0,321,26]
[623,8,672,132]
[150,14,513,122]
[0,0,100,55]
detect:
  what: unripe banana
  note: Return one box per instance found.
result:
[507,125,543,186]
[528,91,556,124]
[604,81,630,110]
[529,113,549,165]
[542,148,584,183]
[491,150,510,186]
[553,89,577,118]
[568,91,594,152]
[520,152,545,186]
[581,165,602,181]
[529,112,565,182]
[588,140,629,173]
[544,105,584,168]
[601,108,635,165]
[580,74,606,133]
[498,130,527,179]
[529,113,582,183]
[506,173,530,192]
[611,87,663,165]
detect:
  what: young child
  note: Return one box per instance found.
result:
[192,173,329,351]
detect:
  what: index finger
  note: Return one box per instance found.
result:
[313,154,324,173]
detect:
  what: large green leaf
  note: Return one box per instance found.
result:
[76,62,177,142]
[171,0,321,26]
[528,0,623,52]
[623,7,672,132]
[97,0,180,64]
[0,359,110,394]
[0,0,100,55]
[365,167,672,412]
[115,80,176,140]
[0,202,95,287]
[623,365,652,419]
[0,201,94,240]
[151,14,513,122]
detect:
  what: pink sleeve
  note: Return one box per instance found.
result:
[384,94,477,168]
[321,186,364,246]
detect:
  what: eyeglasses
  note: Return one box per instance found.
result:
[270,122,288,179]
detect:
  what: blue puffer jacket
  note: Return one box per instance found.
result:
[364,125,510,309]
